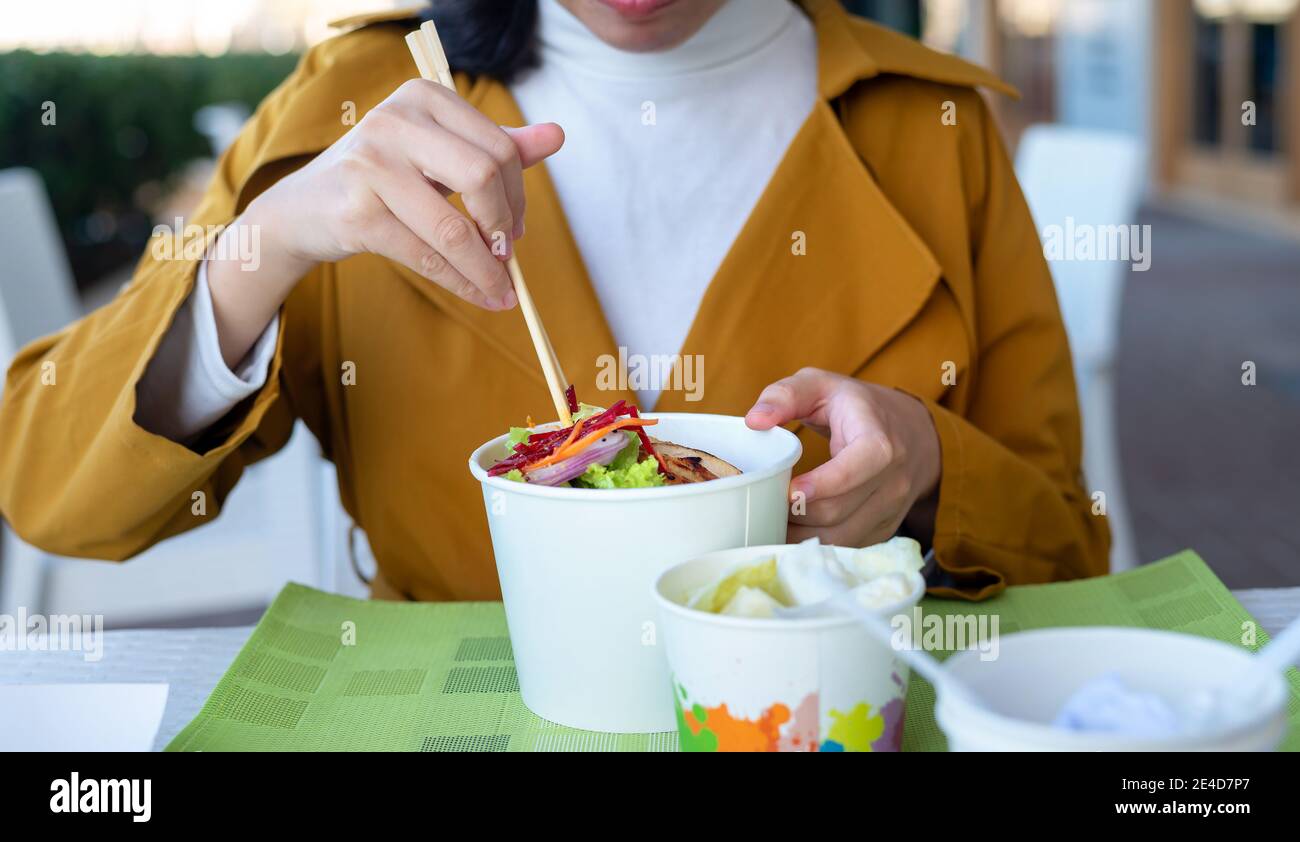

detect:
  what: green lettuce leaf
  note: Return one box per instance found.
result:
[608,431,641,470]
[571,450,666,489]
[504,427,532,455]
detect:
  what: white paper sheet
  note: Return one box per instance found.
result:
[0,683,169,751]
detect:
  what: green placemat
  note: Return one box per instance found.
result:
[166,592,676,752]
[168,550,1300,751]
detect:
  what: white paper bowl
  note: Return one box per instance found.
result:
[654,546,926,752]
[468,413,802,733]
[935,627,1288,751]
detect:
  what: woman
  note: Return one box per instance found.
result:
[0,0,1108,601]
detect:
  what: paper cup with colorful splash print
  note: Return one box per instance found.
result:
[654,546,925,752]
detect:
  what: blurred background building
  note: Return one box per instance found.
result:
[1,1,1297,628]
[852,1,1300,220]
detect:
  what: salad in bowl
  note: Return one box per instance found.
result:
[488,386,740,488]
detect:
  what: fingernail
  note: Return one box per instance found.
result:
[513,219,525,240]
[497,290,517,310]
[749,403,775,416]
[790,480,812,502]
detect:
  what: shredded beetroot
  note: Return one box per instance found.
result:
[488,398,633,477]
[626,405,671,478]
[487,387,677,482]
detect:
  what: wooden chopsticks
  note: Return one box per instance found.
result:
[405,21,573,427]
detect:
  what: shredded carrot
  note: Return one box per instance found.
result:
[523,418,587,471]
[552,418,656,462]
[523,417,658,473]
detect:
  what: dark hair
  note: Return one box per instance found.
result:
[421,0,540,82]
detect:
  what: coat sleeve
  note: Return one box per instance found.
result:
[923,98,1111,599]
[0,53,324,561]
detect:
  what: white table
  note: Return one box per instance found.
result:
[2,589,1297,751]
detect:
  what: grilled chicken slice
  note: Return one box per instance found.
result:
[650,439,742,485]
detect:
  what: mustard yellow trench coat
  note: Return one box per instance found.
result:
[0,0,1108,601]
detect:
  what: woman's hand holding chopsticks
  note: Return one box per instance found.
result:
[204,79,564,369]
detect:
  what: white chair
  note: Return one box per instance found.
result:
[0,169,83,349]
[1014,125,1146,572]
[0,167,332,624]
[0,168,83,616]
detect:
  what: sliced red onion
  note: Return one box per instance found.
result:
[524,433,627,487]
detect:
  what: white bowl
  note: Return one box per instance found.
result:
[654,546,926,752]
[468,413,802,732]
[935,627,1289,751]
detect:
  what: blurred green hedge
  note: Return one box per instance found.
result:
[0,50,299,288]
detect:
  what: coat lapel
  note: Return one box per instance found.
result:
[652,99,941,414]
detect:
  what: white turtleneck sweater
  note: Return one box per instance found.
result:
[136,0,817,438]
[513,0,816,406]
